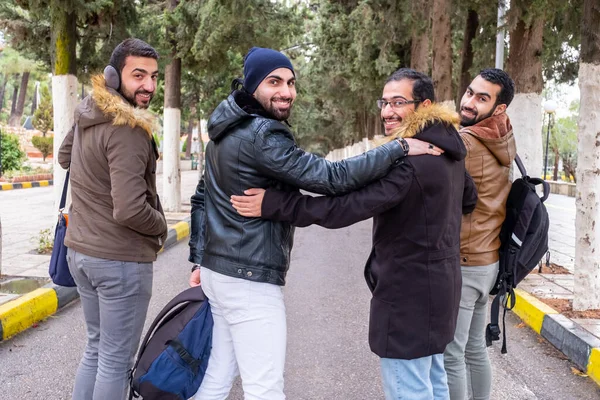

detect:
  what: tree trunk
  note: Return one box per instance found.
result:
[410,0,431,73]
[31,81,40,115]
[51,3,78,212]
[0,74,8,111]
[563,159,576,183]
[431,0,454,107]
[185,117,193,159]
[573,0,600,311]
[197,119,204,179]
[162,0,182,212]
[552,146,560,181]
[506,3,545,179]
[9,71,30,126]
[456,9,479,107]
[9,73,20,120]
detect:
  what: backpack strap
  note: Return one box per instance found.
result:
[59,170,70,211]
[486,284,504,347]
[514,154,527,177]
[166,339,201,375]
[486,278,517,353]
[526,177,551,203]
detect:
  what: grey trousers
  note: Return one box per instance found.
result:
[444,262,499,400]
[67,248,153,400]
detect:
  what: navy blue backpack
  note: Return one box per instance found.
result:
[48,170,76,287]
[129,286,213,400]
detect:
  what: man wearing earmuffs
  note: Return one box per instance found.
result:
[58,38,168,400]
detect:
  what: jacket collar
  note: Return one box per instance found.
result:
[460,112,512,139]
[91,74,156,137]
[232,89,292,126]
[389,103,460,139]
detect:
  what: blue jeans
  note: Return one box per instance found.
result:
[67,248,153,400]
[381,354,450,400]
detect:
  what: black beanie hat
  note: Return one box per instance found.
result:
[242,47,295,94]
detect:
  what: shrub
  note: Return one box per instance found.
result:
[33,228,54,254]
[32,135,53,162]
[33,88,54,136]
[0,131,26,173]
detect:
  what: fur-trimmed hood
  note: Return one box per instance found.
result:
[74,75,156,137]
[383,103,466,161]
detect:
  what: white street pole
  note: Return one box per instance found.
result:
[495,0,506,69]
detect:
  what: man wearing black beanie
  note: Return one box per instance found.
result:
[189,47,441,400]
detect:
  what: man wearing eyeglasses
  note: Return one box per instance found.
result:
[188,49,443,400]
[231,68,477,400]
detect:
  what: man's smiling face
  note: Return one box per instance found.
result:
[380,79,418,136]
[120,56,159,109]
[253,68,296,121]
[459,75,504,127]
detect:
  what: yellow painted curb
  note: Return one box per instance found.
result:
[21,182,32,189]
[0,183,13,190]
[39,181,50,187]
[587,348,600,386]
[173,221,190,241]
[0,288,58,340]
[511,288,558,334]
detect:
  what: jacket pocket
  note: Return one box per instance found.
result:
[369,296,391,357]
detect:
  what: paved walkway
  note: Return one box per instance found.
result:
[0,170,201,280]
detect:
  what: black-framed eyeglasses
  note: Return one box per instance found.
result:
[376,99,420,109]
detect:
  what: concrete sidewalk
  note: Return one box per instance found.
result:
[0,170,202,340]
[0,170,200,281]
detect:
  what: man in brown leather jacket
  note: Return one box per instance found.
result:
[443,68,517,400]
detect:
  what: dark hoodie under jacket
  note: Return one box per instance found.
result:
[188,89,409,286]
[58,75,168,263]
[260,104,478,359]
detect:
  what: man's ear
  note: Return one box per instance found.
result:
[493,104,507,115]
[421,99,432,107]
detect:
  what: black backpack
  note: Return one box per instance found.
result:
[129,286,213,400]
[486,154,550,353]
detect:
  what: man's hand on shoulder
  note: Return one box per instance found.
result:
[402,138,444,156]
[231,188,265,217]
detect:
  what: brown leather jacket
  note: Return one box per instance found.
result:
[460,113,516,266]
[58,75,168,263]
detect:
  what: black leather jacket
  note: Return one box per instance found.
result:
[188,90,407,285]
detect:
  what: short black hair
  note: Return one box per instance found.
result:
[385,68,435,105]
[109,38,159,73]
[478,68,515,107]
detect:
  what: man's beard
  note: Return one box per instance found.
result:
[121,88,153,109]
[459,106,494,127]
[257,95,293,121]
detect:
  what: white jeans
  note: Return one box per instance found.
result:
[194,267,287,400]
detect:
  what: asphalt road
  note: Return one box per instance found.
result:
[1,220,599,400]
